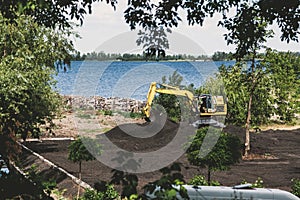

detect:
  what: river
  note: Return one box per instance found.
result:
[54,60,234,100]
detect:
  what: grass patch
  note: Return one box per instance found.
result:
[116,111,143,119]
[97,109,113,116]
[76,113,92,119]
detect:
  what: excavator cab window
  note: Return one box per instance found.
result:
[199,95,207,113]
[207,95,216,112]
[199,94,214,113]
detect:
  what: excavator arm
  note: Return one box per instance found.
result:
[142,82,194,121]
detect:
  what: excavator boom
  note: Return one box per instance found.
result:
[143,82,194,120]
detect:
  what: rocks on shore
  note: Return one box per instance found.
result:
[63,95,145,113]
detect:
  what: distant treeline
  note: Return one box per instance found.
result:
[72,51,230,61]
[72,51,213,61]
[71,51,300,62]
[212,51,300,61]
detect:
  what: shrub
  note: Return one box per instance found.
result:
[291,179,300,197]
[186,127,241,185]
[241,177,264,188]
[188,175,208,186]
[104,110,113,116]
[142,163,189,200]
[79,184,119,200]
[188,175,220,186]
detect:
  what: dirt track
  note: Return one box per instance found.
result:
[22,120,300,196]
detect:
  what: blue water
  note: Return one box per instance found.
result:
[54,61,234,100]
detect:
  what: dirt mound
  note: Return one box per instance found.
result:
[101,119,183,152]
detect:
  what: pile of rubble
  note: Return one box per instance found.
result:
[63,95,145,113]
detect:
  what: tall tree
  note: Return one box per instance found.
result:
[0,14,73,158]
[218,49,300,157]
[220,3,273,156]
[219,64,272,127]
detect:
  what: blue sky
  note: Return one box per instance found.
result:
[72,2,299,56]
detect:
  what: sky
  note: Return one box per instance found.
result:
[72,2,299,56]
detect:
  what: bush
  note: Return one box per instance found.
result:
[79,189,104,200]
[96,109,113,116]
[241,177,264,188]
[79,184,119,200]
[142,163,189,200]
[186,127,241,185]
[291,179,300,197]
[188,175,208,186]
[188,175,220,186]
[94,181,120,199]
[104,110,113,116]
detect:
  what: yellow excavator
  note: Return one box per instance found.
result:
[142,82,227,128]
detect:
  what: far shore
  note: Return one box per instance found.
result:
[70,59,235,62]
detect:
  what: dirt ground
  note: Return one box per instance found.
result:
[21,111,300,197]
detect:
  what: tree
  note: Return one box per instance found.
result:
[124,1,299,42]
[219,63,272,126]
[218,50,300,156]
[221,3,274,156]
[2,1,298,44]
[68,138,101,199]
[263,49,300,123]
[186,127,241,185]
[68,138,100,178]
[136,26,170,60]
[0,14,73,158]
[212,51,233,61]
[0,0,117,29]
[154,71,187,122]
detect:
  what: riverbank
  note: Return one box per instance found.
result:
[62,95,144,112]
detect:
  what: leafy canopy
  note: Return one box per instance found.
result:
[68,138,100,163]
[218,50,300,126]
[264,49,300,123]
[0,14,73,157]
[124,0,299,43]
[1,1,298,44]
[0,0,117,29]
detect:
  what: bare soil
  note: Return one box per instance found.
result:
[20,112,300,197]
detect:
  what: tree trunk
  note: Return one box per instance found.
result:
[244,52,256,157]
[244,94,252,157]
[79,161,82,180]
[207,167,211,186]
[77,161,82,200]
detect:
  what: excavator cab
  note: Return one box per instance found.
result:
[198,94,227,116]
